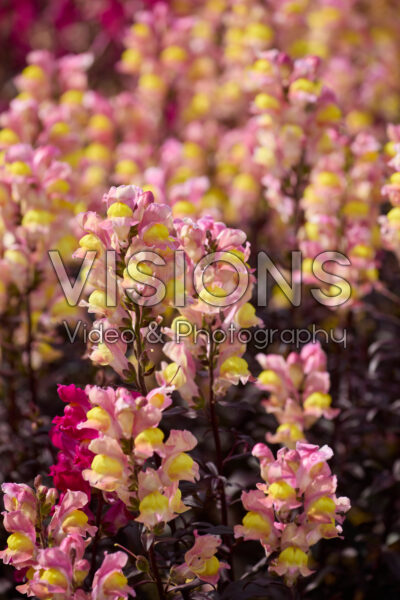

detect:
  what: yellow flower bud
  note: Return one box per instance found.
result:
[342,201,369,218]
[62,509,88,530]
[138,73,165,93]
[86,407,111,431]
[0,128,20,145]
[85,143,111,163]
[387,207,400,224]
[219,81,241,103]
[276,423,304,441]
[55,234,78,257]
[390,172,400,185]
[307,496,336,518]
[365,267,379,282]
[4,249,28,266]
[167,452,194,480]
[121,48,142,70]
[163,362,186,388]
[139,491,169,513]
[74,569,88,586]
[278,546,308,567]
[245,23,273,44]
[79,233,103,252]
[203,283,228,298]
[316,171,340,187]
[268,480,296,500]
[161,45,187,63]
[251,58,273,74]
[134,427,164,448]
[302,257,314,275]
[104,571,128,590]
[168,166,194,186]
[317,104,342,123]
[172,201,196,217]
[91,455,123,477]
[201,187,227,210]
[258,370,281,386]
[60,90,84,104]
[88,290,108,310]
[304,222,319,241]
[194,556,220,577]
[40,568,68,588]
[285,1,308,15]
[350,244,374,259]
[46,179,70,194]
[384,142,396,158]
[307,6,340,28]
[143,223,170,244]
[225,26,243,45]
[232,173,259,193]
[83,165,106,188]
[7,161,32,176]
[242,511,271,534]
[303,392,332,410]
[107,202,133,218]
[88,114,113,132]
[7,532,34,552]
[149,393,165,408]
[254,93,280,112]
[290,78,321,96]
[115,159,139,177]
[22,65,45,80]
[189,92,211,117]
[220,356,249,377]
[235,303,257,328]
[22,209,55,227]
[131,23,150,37]
[346,110,372,132]
[254,146,275,167]
[63,149,84,168]
[50,122,70,137]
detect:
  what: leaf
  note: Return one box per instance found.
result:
[221,577,290,600]
[191,522,234,536]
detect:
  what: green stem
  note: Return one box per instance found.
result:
[133,304,147,395]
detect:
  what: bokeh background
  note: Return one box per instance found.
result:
[0,1,400,598]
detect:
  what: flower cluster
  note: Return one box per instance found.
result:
[380,125,400,259]
[1,0,398,406]
[7,0,399,596]
[0,480,133,599]
[172,531,229,586]
[76,184,257,403]
[51,383,199,530]
[235,442,350,586]
[256,342,338,447]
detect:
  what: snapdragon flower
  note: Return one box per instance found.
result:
[235,441,350,585]
[256,342,338,446]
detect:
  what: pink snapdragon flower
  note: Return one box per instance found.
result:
[256,343,338,446]
[21,534,90,598]
[236,441,350,585]
[92,551,134,599]
[47,490,96,543]
[0,510,37,569]
[136,469,190,529]
[175,531,229,586]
